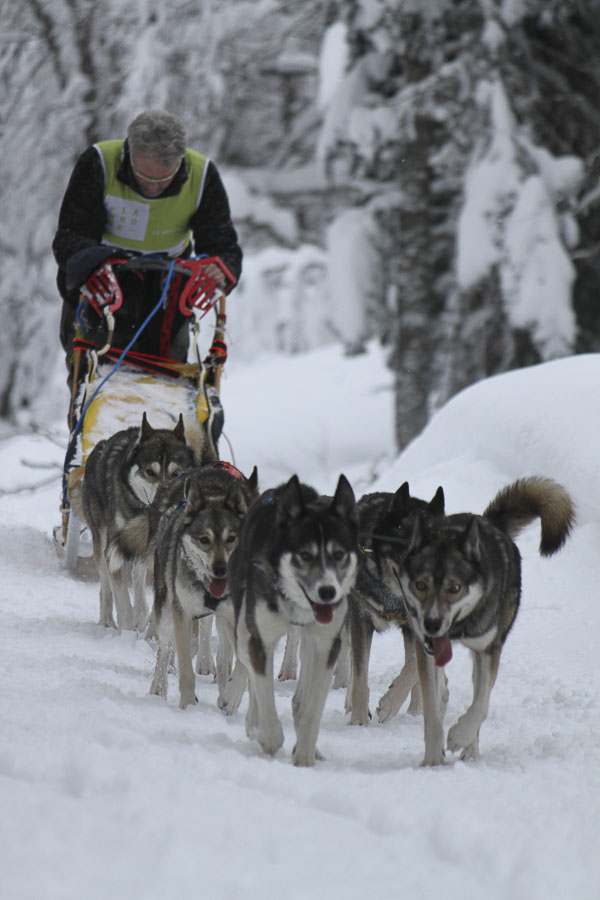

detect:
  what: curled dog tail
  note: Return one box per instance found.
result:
[483,476,575,556]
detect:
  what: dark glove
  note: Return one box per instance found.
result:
[65,245,132,292]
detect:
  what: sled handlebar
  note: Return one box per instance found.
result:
[116,255,236,318]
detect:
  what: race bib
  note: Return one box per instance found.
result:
[105,196,150,241]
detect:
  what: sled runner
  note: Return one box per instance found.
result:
[57,254,235,573]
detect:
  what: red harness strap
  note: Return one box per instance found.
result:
[205,460,245,480]
[72,339,189,378]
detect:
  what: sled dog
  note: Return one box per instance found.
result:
[146,462,259,708]
[398,476,575,766]
[348,482,445,725]
[82,412,195,631]
[230,474,359,766]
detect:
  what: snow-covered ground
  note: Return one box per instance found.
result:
[0,345,598,900]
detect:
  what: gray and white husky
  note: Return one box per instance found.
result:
[81,412,195,631]
[146,462,259,708]
[398,476,575,766]
[347,482,445,725]
[230,474,359,766]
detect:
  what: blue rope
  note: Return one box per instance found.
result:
[75,296,89,336]
[61,259,177,507]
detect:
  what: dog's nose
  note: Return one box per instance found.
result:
[318,584,336,602]
[213,563,227,579]
[424,616,443,635]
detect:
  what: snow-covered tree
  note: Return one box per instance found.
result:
[2,0,599,455]
[321,0,600,447]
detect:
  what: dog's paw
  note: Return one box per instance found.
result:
[196,661,217,678]
[179,691,198,710]
[376,692,399,723]
[447,716,479,755]
[277,663,298,681]
[256,724,284,757]
[459,742,480,762]
[218,694,240,717]
[218,682,245,716]
[349,708,371,726]
[420,749,446,767]
[292,747,316,767]
[149,682,167,699]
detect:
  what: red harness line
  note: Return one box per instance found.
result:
[210,460,245,480]
[72,339,190,378]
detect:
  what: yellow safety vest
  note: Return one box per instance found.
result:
[95,139,208,256]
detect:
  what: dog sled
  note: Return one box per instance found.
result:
[57,254,235,574]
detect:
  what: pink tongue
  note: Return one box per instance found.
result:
[432,636,452,667]
[313,604,334,624]
[209,578,228,598]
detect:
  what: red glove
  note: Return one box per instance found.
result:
[82,257,127,315]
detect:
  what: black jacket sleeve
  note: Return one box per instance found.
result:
[52,146,107,268]
[52,146,108,303]
[190,162,243,284]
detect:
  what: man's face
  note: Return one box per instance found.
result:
[130,155,180,198]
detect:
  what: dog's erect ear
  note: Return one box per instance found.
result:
[391,482,411,518]
[140,411,153,441]
[172,413,186,443]
[462,516,482,561]
[225,482,249,517]
[277,474,304,525]
[407,510,424,553]
[183,478,206,520]
[428,486,445,516]
[330,474,357,526]
[246,465,259,497]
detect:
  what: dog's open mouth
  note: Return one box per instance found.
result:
[424,634,453,667]
[209,577,228,598]
[308,599,340,625]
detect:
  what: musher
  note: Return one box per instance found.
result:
[52,109,242,370]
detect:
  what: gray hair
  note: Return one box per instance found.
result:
[127,110,187,166]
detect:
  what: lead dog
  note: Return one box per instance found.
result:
[230,474,359,766]
[398,476,575,765]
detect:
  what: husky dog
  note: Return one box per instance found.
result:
[398,476,575,766]
[147,462,259,708]
[230,474,359,766]
[82,412,195,631]
[347,482,445,726]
